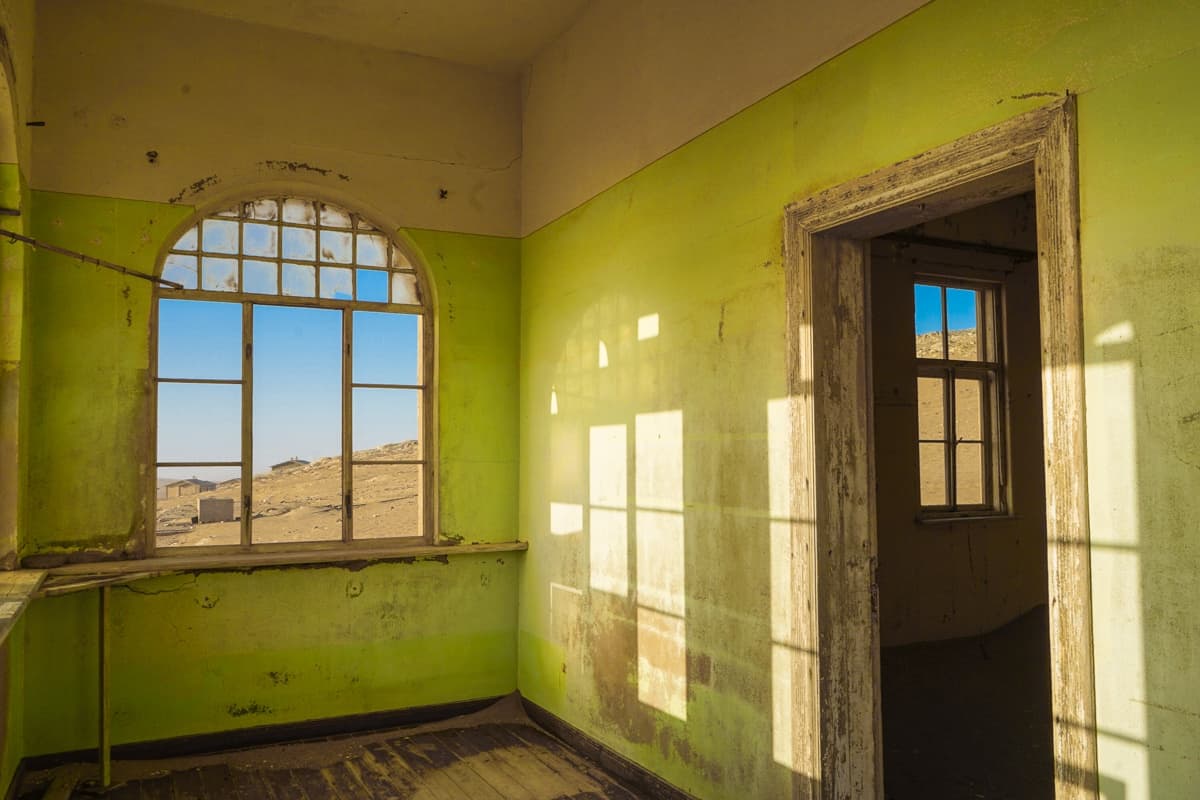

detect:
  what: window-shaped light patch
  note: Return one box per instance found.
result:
[158,299,242,380]
[637,313,660,341]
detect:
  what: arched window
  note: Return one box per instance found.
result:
[153,198,431,551]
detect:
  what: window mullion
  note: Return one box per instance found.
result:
[240,302,254,548]
[945,366,957,509]
[342,308,354,543]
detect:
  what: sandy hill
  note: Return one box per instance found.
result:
[157,440,420,547]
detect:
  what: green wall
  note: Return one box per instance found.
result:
[17,191,523,756]
[517,1,1200,797]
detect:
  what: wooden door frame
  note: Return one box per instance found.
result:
[782,97,1098,799]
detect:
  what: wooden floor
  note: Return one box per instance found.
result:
[23,722,644,800]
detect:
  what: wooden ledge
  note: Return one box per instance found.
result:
[0,570,46,644]
[41,541,528,580]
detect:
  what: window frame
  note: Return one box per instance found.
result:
[147,197,437,556]
[913,272,1009,519]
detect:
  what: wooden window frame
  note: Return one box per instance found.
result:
[147,197,439,558]
[782,98,1097,799]
[913,275,1008,517]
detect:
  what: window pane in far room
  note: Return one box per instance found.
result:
[917,376,944,440]
[956,442,985,506]
[946,287,981,359]
[914,283,944,358]
[353,311,419,386]
[352,464,421,539]
[158,299,241,380]
[955,377,984,441]
[252,305,343,544]
[919,442,947,506]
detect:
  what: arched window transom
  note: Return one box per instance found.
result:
[153,198,431,551]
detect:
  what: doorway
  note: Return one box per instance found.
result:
[870,195,1054,798]
[782,99,1098,799]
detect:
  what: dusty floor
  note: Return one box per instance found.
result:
[20,697,643,799]
[881,605,1055,799]
[157,441,420,546]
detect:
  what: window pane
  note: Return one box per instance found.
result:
[353,388,420,457]
[246,199,278,221]
[320,266,353,299]
[174,226,199,252]
[919,442,947,506]
[391,247,411,269]
[282,226,315,260]
[282,262,315,296]
[352,464,420,539]
[156,466,241,547]
[917,376,944,440]
[319,202,352,229]
[353,311,419,385]
[157,382,240,462]
[914,283,943,358]
[356,234,387,267]
[955,377,984,441]
[282,198,316,224]
[956,442,985,505]
[201,257,238,292]
[391,272,420,304]
[252,305,343,543]
[357,269,388,302]
[946,287,981,359]
[243,223,278,257]
[201,219,239,254]
[162,254,197,289]
[243,260,278,295]
[158,299,241,379]
[319,230,353,264]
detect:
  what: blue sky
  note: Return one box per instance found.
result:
[914,283,978,336]
[157,299,419,480]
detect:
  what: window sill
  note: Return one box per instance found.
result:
[915,513,1019,526]
[42,540,528,580]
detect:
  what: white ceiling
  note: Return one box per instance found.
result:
[139,0,592,71]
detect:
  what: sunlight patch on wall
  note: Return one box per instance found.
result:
[550,388,559,415]
[598,340,609,368]
[767,396,820,776]
[549,501,583,535]
[1086,326,1148,798]
[589,424,629,596]
[637,313,659,341]
[634,409,687,720]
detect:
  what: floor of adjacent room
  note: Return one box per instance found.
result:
[17,699,641,800]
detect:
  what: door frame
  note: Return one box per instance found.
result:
[782,97,1098,800]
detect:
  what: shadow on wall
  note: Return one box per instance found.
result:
[531,287,821,797]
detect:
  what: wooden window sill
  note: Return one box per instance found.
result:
[41,540,528,580]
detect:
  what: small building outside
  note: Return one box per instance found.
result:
[157,478,217,499]
[270,458,309,473]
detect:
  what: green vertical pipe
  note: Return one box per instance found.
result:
[99,585,111,788]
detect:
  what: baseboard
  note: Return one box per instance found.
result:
[21,695,502,773]
[521,697,698,800]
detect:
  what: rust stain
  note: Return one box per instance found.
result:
[258,160,351,182]
[168,175,220,204]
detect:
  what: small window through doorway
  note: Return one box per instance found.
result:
[913,278,1005,516]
